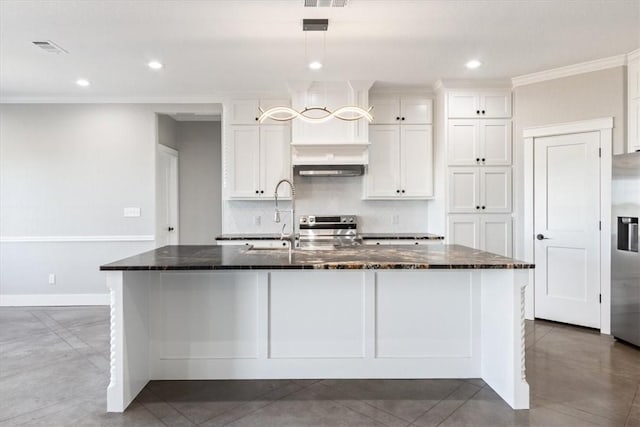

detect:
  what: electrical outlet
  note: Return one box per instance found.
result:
[392,214,400,225]
[254,215,261,226]
[48,273,56,285]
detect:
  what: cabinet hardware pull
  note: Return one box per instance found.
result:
[476,158,480,163]
[476,206,480,210]
[481,110,486,114]
[401,189,405,193]
[255,117,259,121]
[396,190,400,193]
[481,206,486,209]
[255,190,259,194]
[396,116,400,120]
[401,117,405,121]
[168,226,174,232]
[476,110,480,114]
[260,190,264,194]
[481,158,485,162]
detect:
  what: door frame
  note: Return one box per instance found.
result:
[523,117,613,333]
[156,143,180,246]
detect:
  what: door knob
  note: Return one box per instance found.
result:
[168,227,174,232]
[536,234,548,240]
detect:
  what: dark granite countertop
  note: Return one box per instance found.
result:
[216,233,444,241]
[216,234,281,241]
[361,233,444,240]
[101,245,534,271]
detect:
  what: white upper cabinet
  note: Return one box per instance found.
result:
[447,166,511,213]
[365,125,402,198]
[365,124,433,199]
[401,125,434,197]
[447,91,511,118]
[628,53,640,153]
[228,99,290,125]
[370,96,433,124]
[226,124,291,199]
[447,119,511,165]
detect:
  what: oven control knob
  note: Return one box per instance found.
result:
[349,217,354,223]
[301,218,307,223]
[342,218,347,222]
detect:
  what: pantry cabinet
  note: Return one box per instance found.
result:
[447,214,513,257]
[447,119,511,165]
[448,167,512,213]
[628,52,640,153]
[447,91,511,119]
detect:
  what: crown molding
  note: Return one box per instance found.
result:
[432,78,512,90]
[628,48,640,62]
[0,96,226,104]
[512,54,627,88]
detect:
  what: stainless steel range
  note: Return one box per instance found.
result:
[298,215,361,249]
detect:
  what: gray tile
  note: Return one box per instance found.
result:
[526,348,637,424]
[67,321,110,352]
[411,382,481,427]
[0,310,49,344]
[318,379,462,423]
[200,382,303,427]
[0,354,107,422]
[15,400,165,427]
[41,306,109,329]
[0,330,77,379]
[226,386,387,427]
[146,380,293,424]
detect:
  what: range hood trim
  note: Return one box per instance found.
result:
[294,164,365,177]
[291,141,370,166]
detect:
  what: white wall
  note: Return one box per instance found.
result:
[512,67,626,259]
[0,103,219,303]
[177,121,222,244]
[222,176,431,234]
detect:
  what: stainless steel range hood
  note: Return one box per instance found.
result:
[294,164,364,177]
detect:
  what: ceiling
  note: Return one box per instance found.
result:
[1,0,638,101]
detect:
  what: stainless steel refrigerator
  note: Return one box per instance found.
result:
[612,152,640,347]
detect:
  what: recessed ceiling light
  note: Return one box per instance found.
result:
[76,79,90,87]
[465,60,483,69]
[148,61,163,70]
[309,61,323,70]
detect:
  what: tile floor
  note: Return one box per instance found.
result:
[0,306,638,426]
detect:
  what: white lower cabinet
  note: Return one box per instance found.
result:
[365,124,433,199]
[448,167,511,213]
[226,125,290,199]
[216,240,289,248]
[447,214,513,257]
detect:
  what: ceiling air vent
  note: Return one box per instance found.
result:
[32,40,68,54]
[304,0,347,7]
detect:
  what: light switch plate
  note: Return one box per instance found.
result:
[123,207,141,217]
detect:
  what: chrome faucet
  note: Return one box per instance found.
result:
[274,178,296,259]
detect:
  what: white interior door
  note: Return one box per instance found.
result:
[157,145,179,246]
[534,131,601,328]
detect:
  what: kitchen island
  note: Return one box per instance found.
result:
[100,244,533,412]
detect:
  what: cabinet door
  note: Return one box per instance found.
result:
[629,97,640,153]
[400,125,433,197]
[448,167,479,212]
[365,125,401,198]
[480,92,511,118]
[479,119,511,165]
[401,98,433,124]
[260,125,291,199]
[447,92,480,118]
[369,97,401,125]
[227,126,260,198]
[229,100,260,125]
[447,215,480,249]
[447,120,479,165]
[480,215,513,257]
[479,167,512,212]
[259,99,290,125]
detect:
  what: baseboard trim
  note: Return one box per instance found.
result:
[0,293,109,306]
